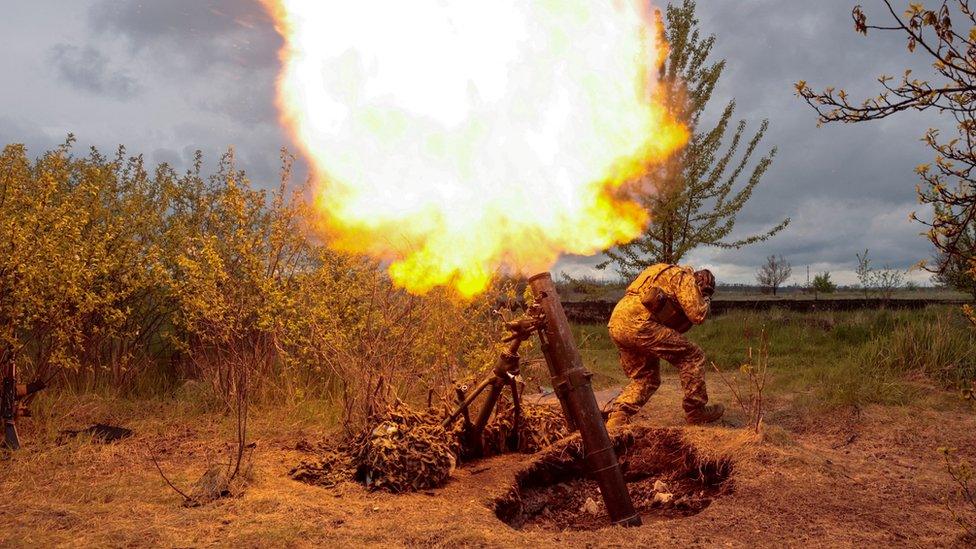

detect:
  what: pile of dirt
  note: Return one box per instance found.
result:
[291,401,568,493]
[493,425,734,531]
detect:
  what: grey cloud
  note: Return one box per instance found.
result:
[88,0,280,72]
[0,117,59,155]
[193,66,280,126]
[151,147,181,167]
[48,44,141,100]
[701,198,929,268]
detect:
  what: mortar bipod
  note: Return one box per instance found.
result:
[442,305,545,456]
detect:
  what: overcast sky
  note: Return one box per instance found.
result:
[0,1,950,285]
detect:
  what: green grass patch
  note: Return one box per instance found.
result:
[573,306,976,409]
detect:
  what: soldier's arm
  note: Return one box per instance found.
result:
[675,269,709,324]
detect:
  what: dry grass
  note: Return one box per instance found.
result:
[940,447,976,542]
[2,305,974,546]
[2,374,975,547]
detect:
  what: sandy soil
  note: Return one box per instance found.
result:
[1,377,974,548]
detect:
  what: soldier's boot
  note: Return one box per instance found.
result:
[606,410,631,429]
[685,403,724,425]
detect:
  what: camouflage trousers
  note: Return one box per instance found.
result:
[608,320,709,416]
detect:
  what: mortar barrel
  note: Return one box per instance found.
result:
[527,272,641,527]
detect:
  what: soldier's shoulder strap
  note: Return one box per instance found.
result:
[627,264,678,294]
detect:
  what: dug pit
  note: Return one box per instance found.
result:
[493,425,734,531]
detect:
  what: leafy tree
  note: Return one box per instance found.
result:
[812,271,837,297]
[796,1,976,322]
[933,221,976,298]
[756,255,792,295]
[599,0,789,277]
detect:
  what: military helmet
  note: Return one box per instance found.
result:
[694,269,715,296]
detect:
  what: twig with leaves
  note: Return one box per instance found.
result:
[939,446,976,540]
[795,1,976,316]
[711,328,770,433]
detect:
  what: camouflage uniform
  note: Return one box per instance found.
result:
[608,264,710,417]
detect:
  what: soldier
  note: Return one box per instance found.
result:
[605,264,724,427]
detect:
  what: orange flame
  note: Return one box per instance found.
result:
[263,1,687,297]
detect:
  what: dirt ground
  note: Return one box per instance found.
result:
[1,377,974,548]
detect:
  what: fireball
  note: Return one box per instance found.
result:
[263,1,687,296]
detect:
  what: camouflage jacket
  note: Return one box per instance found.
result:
[608,264,710,333]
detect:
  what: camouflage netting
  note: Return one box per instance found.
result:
[291,400,569,493]
[481,400,570,456]
[355,407,460,492]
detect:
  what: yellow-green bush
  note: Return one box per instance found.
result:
[0,140,503,425]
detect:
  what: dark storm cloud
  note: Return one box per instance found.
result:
[687,0,947,282]
[48,44,141,100]
[557,1,950,284]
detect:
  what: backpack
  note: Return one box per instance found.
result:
[637,266,694,333]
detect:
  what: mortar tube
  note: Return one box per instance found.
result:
[527,272,641,527]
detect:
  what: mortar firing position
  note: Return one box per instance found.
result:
[606,264,724,427]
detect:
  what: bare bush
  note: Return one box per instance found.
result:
[939,447,976,541]
[711,329,770,433]
[856,249,905,301]
[150,385,254,506]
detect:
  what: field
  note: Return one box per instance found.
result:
[576,305,976,407]
[1,306,975,547]
[8,0,976,545]
[555,279,973,304]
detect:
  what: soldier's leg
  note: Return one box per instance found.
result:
[630,325,708,414]
[613,349,662,418]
